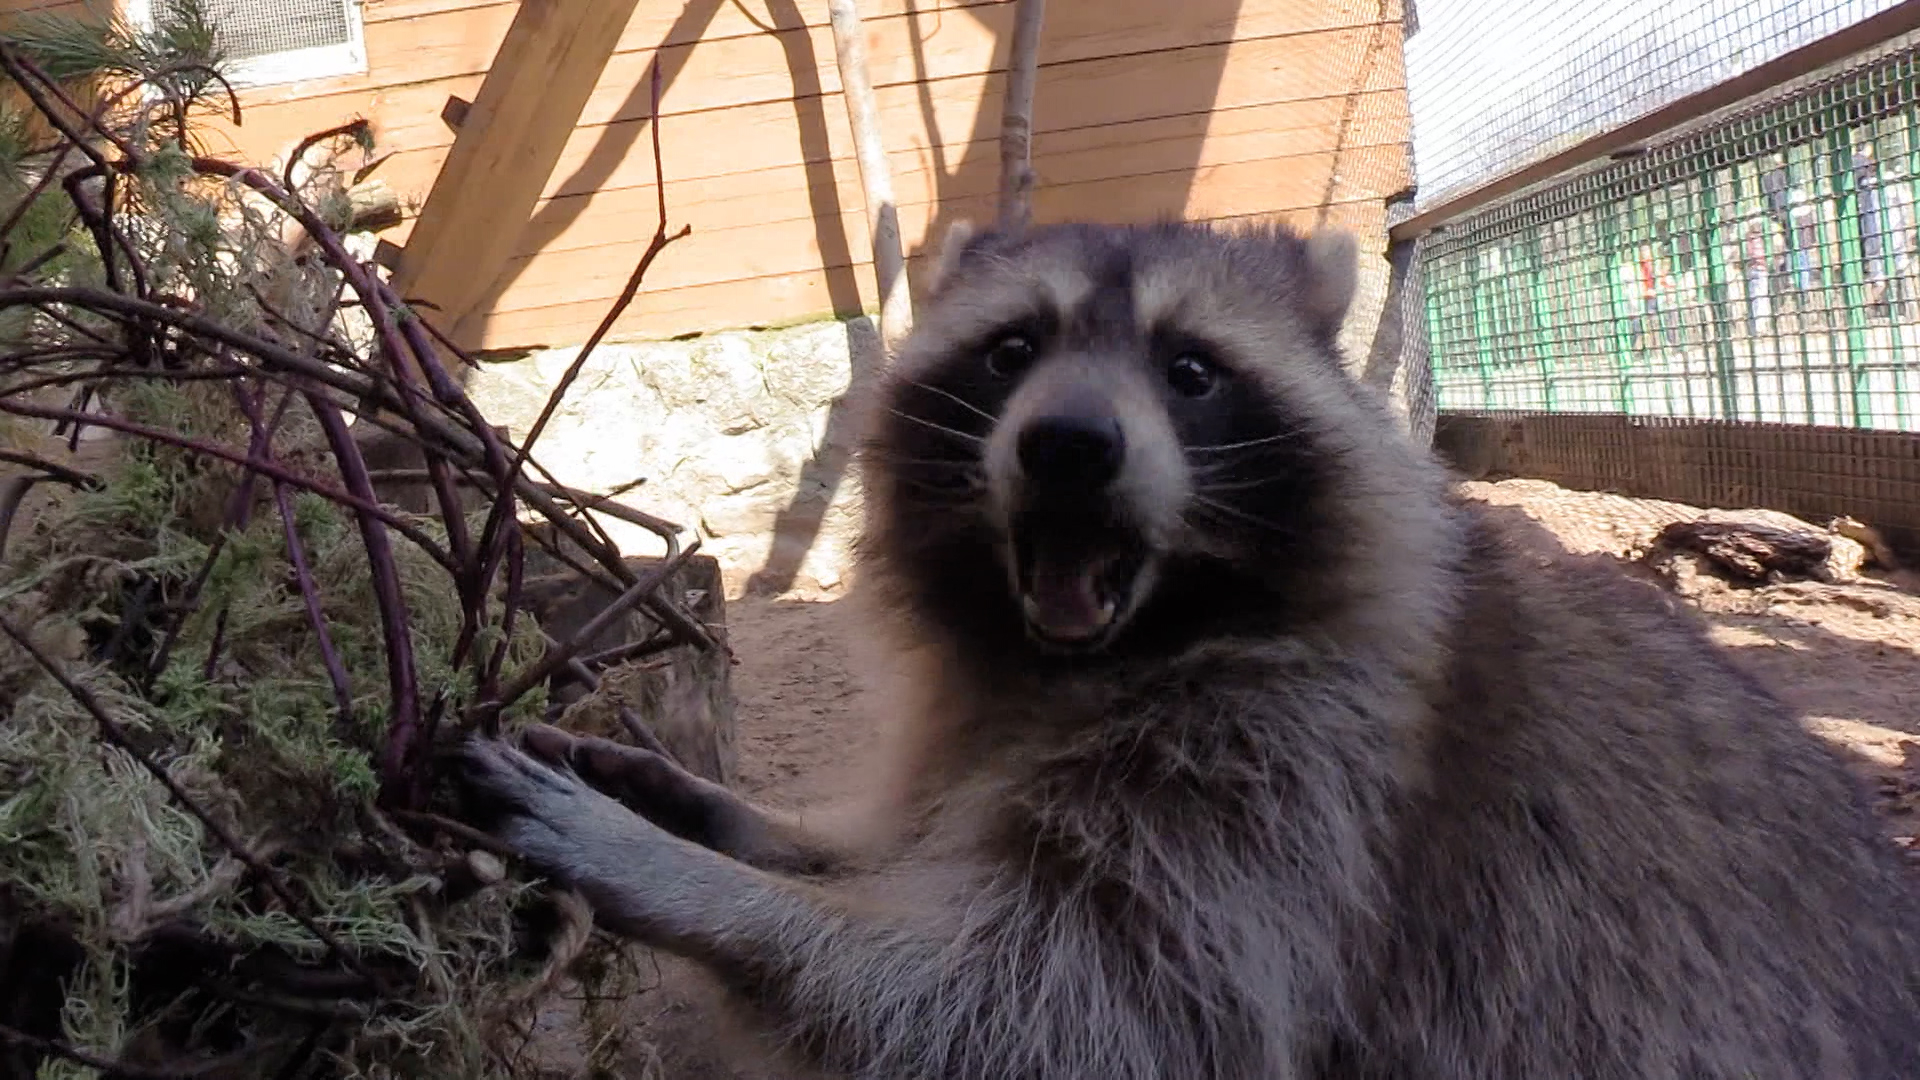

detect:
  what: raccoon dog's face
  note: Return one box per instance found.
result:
[860,220,1372,664]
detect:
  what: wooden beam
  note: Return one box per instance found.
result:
[1392,0,1920,242]
[388,0,646,349]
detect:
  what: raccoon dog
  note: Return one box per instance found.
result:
[456,219,1920,1079]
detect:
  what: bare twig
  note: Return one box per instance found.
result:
[277,478,354,725]
[501,58,690,507]
[477,540,701,722]
[0,447,100,488]
[144,381,300,689]
[4,241,69,282]
[580,632,679,671]
[0,395,456,569]
[0,287,456,435]
[365,471,681,548]
[480,518,526,730]
[0,45,131,166]
[389,808,521,861]
[409,307,484,369]
[281,119,373,200]
[617,705,676,759]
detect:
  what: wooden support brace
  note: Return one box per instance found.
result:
[389,0,645,350]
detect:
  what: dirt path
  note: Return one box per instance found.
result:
[611,477,1920,1076]
[722,593,878,810]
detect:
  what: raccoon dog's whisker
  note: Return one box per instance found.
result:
[1191,475,1291,495]
[888,408,987,446]
[865,453,985,472]
[1186,494,1295,535]
[904,380,998,424]
[1186,429,1308,455]
[894,477,985,501]
[1188,450,1297,479]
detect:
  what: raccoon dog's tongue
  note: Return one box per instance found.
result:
[1021,549,1116,642]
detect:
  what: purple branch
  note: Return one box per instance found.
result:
[145,381,296,688]
[230,384,356,728]
[0,396,455,571]
[306,398,423,809]
[216,167,478,600]
[274,482,353,726]
[478,521,525,736]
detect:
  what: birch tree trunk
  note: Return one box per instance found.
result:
[826,0,913,350]
[997,0,1046,230]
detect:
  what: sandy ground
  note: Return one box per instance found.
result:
[601,591,880,1080]
[1460,478,1920,841]
[604,476,1920,1076]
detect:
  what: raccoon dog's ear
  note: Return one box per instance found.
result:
[927,218,983,296]
[1301,227,1360,337]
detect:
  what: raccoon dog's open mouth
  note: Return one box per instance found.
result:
[1009,513,1149,651]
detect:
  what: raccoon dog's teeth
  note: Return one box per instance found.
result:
[1011,522,1146,650]
[1020,550,1120,643]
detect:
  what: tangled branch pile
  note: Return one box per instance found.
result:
[0,8,710,1077]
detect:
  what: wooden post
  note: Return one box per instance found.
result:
[389,0,645,350]
[997,0,1045,231]
[825,0,913,351]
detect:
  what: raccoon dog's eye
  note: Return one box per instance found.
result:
[1166,353,1220,398]
[984,334,1036,379]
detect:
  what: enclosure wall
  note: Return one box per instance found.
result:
[1422,28,1920,434]
[3,0,1413,350]
[1432,410,1920,557]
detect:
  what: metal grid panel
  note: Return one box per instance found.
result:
[1422,35,1920,433]
[1405,0,1901,212]
[160,0,352,62]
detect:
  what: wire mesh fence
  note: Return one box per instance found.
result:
[1422,28,1920,433]
[1404,0,1905,213]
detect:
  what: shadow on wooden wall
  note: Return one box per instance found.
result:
[457,0,868,349]
[441,0,1246,593]
[450,0,1251,353]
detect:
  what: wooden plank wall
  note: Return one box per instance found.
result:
[9,0,1413,351]
[0,0,110,144]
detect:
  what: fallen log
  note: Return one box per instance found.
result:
[1644,519,1833,584]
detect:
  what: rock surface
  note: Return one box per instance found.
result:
[465,317,883,596]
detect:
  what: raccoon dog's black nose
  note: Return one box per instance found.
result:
[1017,413,1126,489]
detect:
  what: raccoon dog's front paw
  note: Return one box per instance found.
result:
[454,736,664,904]
[513,724,722,840]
